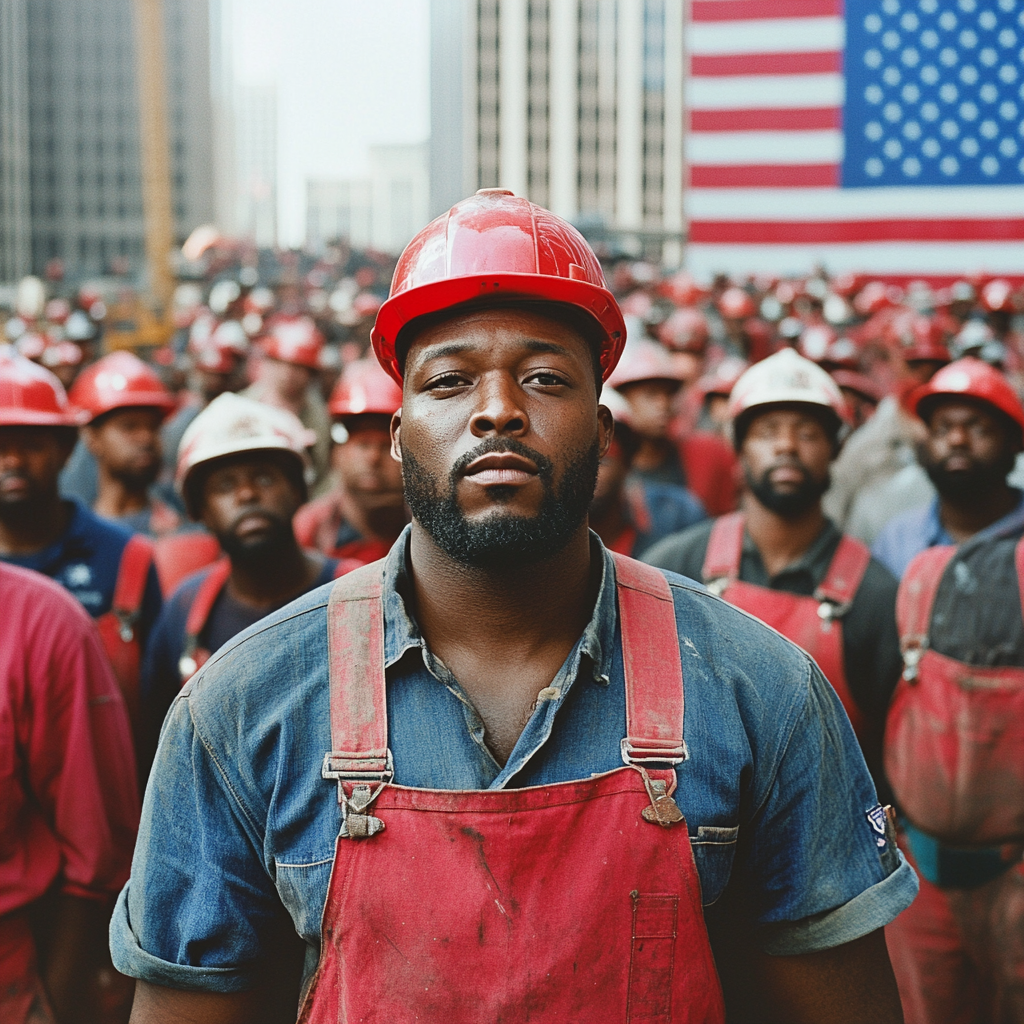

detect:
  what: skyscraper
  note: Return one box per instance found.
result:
[0,0,30,282]
[0,0,213,282]
[429,0,684,261]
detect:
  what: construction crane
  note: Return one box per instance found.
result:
[129,0,175,348]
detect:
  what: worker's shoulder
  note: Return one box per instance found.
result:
[642,518,714,578]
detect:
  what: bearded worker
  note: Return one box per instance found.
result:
[111,191,916,1024]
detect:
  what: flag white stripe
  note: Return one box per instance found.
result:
[686,185,1024,219]
[688,17,843,56]
[688,75,844,110]
[688,131,842,164]
[685,241,1024,277]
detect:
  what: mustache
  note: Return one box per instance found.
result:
[226,505,287,533]
[452,437,554,481]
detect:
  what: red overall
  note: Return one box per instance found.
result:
[884,541,1024,1024]
[701,512,870,737]
[94,533,153,727]
[297,555,725,1024]
[177,556,359,683]
[152,530,220,597]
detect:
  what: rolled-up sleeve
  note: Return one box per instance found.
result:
[110,690,285,993]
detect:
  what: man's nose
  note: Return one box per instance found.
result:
[469,374,528,437]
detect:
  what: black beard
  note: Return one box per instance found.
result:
[216,512,295,569]
[925,451,1017,503]
[746,463,830,519]
[111,462,160,492]
[403,436,600,570]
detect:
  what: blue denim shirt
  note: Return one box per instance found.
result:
[873,489,1024,578]
[111,529,917,994]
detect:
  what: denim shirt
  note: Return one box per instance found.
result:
[111,529,917,994]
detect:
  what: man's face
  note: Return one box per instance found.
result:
[84,407,163,489]
[921,397,1019,500]
[261,357,314,405]
[332,415,405,512]
[617,379,681,440]
[196,365,245,402]
[395,308,612,569]
[740,407,834,518]
[0,426,76,519]
[199,453,303,564]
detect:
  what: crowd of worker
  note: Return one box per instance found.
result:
[3,214,1024,1022]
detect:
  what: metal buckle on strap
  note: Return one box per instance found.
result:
[322,749,394,839]
[321,749,394,783]
[705,577,729,598]
[901,638,927,683]
[115,610,137,643]
[620,737,688,766]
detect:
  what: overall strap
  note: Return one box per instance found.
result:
[896,544,957,682]
[184,557,232,641]
[701,512,744,585]
[815,535,871,610]
[322,560,391,797]
[612,553,687,767]
[112,534,154,639]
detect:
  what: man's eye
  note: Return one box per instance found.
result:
[426,373,469,390]
[528,372,567,386]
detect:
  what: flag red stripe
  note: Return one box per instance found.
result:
[691,0,840,22]
[689,219,1024,243]
[690,107,841,131]
[691,51,841,76]
[689,164,839,187]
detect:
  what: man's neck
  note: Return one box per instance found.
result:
[336,487,407,542]
[939,485,1019,544]
[743,497,827,578]
[0,495,73,556]
[227,538,319,609]
[93,468,151,520]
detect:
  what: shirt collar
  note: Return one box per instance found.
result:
[380,525,617,686]
[740,517,841,581]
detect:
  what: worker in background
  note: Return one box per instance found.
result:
[644,349,902,792]
[115,190,914,1024]
[589,388,706,558]
[0,354,162,723]
[161,317,250,475]
[141,393,343,769]
[607,337,739,516]
[293,358,407,564]
[69,351,183,537]
[873,357,1024,578]
[244,315,332,493]
[0,563,139,1024]
[884,515,1024,1022]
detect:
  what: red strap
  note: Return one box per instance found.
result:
[701,512,744,583]
[896,545,957,643]
[1016,537,1024,625]
[612,553,687,765]
[815,535,871,608]
[184,557,232,640]
[113,534,154,617]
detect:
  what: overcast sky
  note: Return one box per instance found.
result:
[231,0,431,246]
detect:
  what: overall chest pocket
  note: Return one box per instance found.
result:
[691,825,739,906]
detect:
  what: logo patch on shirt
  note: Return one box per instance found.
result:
[867,804,888,849]
[65,563,92,587]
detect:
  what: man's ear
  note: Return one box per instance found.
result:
[390,410,402,463]
[80,425,99,457]
[596,404,615,460]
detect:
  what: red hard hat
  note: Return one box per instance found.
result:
[190,318,249,373]
[854,281,903,316]
[606,338,688,390]
[831,369,882,403]
[371,189,626,385]
[658,271,707,307]
[0,352,86,426]
[912,357,1024,432]
[69,351,176,423]
[658,307,709,353]
[717,287,756,320]
[889,312,951,364]
[981,279,1015,314]
[328,359,403,419]
[261,315,324,370]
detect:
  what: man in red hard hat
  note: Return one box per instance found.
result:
[294,359,408,564]
[644,349,903,794]
[70,351,183,537]
[716,286,775,363]
[0,563,139,1024]
[873,357,1024,579]
[116,190,913,1023]
[245,315,332,492]
[0,354,162,719]
[607,337,740,516]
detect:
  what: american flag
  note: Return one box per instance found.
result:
[685,0,1024,280]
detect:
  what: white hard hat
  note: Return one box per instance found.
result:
[727,348,851,447]
[176,392,317,517]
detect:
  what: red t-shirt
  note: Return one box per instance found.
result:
[0,564,139,915]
